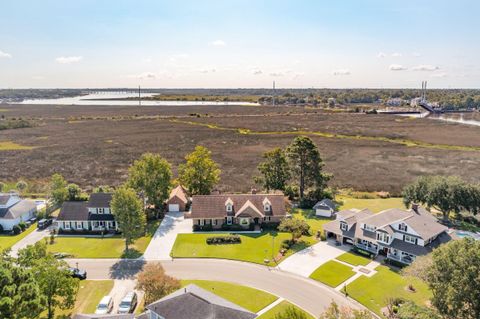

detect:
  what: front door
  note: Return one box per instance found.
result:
[254,218,259,224]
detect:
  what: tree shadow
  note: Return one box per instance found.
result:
[121,248,143,259]
[109,258,146,280]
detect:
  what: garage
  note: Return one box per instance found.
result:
[168,204,180,212]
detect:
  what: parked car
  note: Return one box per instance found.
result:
[68,267,87,280]
[118,291,138,314]
[95,296,114,315]
[38,218,52,229]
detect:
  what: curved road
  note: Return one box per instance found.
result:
[67,258,361,317]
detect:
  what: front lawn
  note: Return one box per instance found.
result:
[344,265,431,316]
[338,195,405,213]
[257,301,315,319]
[55,280,114,317]
[181,280,277,313]
[309,260,356,287]
[336,252,371,266]
[46,220,160,258]
[0,224,37,251]
[171,232,291,266]
[292,208,332,244]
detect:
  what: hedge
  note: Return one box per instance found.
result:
[206,235,241,245]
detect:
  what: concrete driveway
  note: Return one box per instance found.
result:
[10,225,53,257]
[278,240,350,277]
[142,211,192,260]
[107,279,143,314]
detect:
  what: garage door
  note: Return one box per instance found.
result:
[169,204,180,212]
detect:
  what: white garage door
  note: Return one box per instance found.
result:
[169,204,180,212]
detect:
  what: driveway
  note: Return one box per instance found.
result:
[142,211,192,260]
[278,240,350,277]
[66,258,363,317]
[108,279,143,314]
[10,226,52,257]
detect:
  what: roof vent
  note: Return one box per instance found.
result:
[411,203,419,214]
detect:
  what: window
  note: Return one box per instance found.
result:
[226,217,233,225]
[404,235,417,244]
[98,208,104,214]
[213,219,217,226]
[364,224,376,232]
[340,222,348,231]
[199,219,204,226]
[399,223,408,232]
[264,204,270,212]
[377,232,390,243]
[205,219,211,225]
[226,204,232,212]
[65,222,71,229]
[76,222,82,229]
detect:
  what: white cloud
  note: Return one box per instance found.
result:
[252,69,263,75]
[376,52,386,58]
[269,72,284,77]
[332,69,351,75]
[431,72,447,78]
[128,72,157,79]
[198,68,216,74]
[412,64,439,71]
[412,52,421,57]
[389,64,407,71]
[211,40,226,47]
[391,52,402,57]
[0,50,12,58]
[31,75,45,80]
[292,72,305,79]
[55,56,83,64]
[169,53,189,62]
[143,57,152,63]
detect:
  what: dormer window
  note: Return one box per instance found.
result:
[226,204,232,212]
[399,223,408,232]
[225,198,234,212]
[264,204,271,212]
[340,222,348,231]
[262,198,271,212]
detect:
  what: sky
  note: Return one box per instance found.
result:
[0,0,479,89]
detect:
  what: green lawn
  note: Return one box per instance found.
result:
[0,224,37,251]
[344,265,431,316]
[55,280,114,317]
[309,260,356,288]
[292,208,332,244]
[336,252,371,266]
[171,232,292,266]
[257,301,315,319]
[338,195,405,213]
[46,220,160,258]
[181,280,277,313]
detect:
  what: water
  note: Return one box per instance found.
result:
[455,230,480,240]
[399,112,480,127]
[12,92,260,106]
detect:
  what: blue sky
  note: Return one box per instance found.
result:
[0,0,479,88]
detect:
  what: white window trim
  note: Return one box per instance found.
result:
[226,217,233,225]
[65,222,71,229]
[340,222,348,231]
[404,234,416,244]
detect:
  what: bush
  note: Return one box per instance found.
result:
[12,225,22,235]
[18,222,27,231]
[260,222,280,230]
[193,224,213,232]
[220,224,245,231]
[352,246,375,258]
[281,239,293,250]
[385,258,408,268]
[206,235,241,245]
[0,224,3,233]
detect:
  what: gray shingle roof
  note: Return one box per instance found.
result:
[147,284,256,319]
[73,315,134,319]
[0,194,10,205]
[313,199,336,210]
[57,201,89,221]
[0,199,36,219]
[87,193,112,208]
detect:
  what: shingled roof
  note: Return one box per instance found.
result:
[0,199,37,219]
[56,201,89,221]
[190,194,286,219]
[168,185,188,204]
[87,193,112,208]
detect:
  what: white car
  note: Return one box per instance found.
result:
[118,291,138,314]
[95,296,113,314]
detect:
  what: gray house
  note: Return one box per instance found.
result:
[313,198,336,217]
[0,192,37,231]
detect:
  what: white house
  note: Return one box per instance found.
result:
[313,199,336,217]
[0,192,37,231]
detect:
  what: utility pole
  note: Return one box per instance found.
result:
[272,81,276,106]
[138,85,141,107]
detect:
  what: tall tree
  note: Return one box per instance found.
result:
[278,218,310,242]
[319,301,372,319]
[179,146,220,195]
[0,253,45,319]
[111,186,146,252]
[255,148,290,191]
[274,306,307,319]
[404,238,480,319]
[15,180,28,193]
[49,173,68,207]
[136,262,180,305]
[286,136,329,201]
[128,153,172,208]
[67,183,81,201]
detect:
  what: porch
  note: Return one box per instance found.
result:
[355,239,379,254]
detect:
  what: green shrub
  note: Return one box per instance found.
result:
[206,235,241,245]
[193,224,213,231]
[18,222,27,231]
[260,222,280,230]
[12,225,22,235]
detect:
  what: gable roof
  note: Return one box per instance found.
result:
[235,200,264,218]
[87,193,112,208]
[313,199,336,210]
[0,194,10,205]
[190,194,286,219]
[0,199,36,219]
[147,284,256,319]
[57,201,89,221]
[168,185,188,204]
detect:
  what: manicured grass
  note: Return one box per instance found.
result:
[336,252,371,266]
[309,260,356,288]
[0,224,37,251]
[344,265,431,316]
[338,195,405,213]
[0,141,34,150]
[46,220,160,258]
[171,232,292,266]
[292,208,332,245]
[257,301,315,319]
[55,280,114,317]
[181,280,277,313]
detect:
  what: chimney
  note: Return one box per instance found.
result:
[251,188,257,194]
[411,203,419,214]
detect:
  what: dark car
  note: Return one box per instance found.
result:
[68,267,87,280]
[38,218,52,229]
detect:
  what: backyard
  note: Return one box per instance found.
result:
[46,220,160,258]
[292,208,332,244]
[171,232,293,266]
[0,224,37,251]
[338,195,405,213]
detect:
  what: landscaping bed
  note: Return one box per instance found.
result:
[309,260,356,287]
